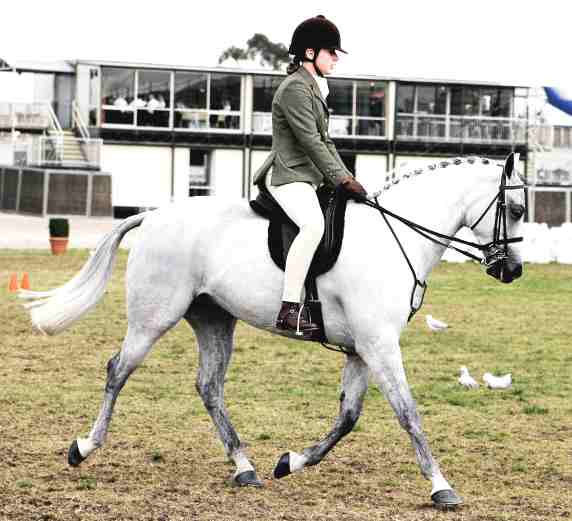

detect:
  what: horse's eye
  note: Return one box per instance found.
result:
[509,203,524,220]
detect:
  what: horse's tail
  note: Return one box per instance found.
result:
[20,212,147,336]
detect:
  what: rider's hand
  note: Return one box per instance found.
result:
[341,176,368,199]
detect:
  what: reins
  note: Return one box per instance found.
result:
[355,167,525,319]
[319,159,526,355]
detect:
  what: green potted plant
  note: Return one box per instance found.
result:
[49,218,69,255]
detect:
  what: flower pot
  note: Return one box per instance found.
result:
[49,237,69,255]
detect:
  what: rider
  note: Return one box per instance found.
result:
[253,15,368,336]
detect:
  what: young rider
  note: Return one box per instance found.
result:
[253,15,368,336]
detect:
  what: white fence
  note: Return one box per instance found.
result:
[442,224,572,264]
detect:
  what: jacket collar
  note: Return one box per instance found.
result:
[296,65,329,110]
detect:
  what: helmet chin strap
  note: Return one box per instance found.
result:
[303,49,324,77]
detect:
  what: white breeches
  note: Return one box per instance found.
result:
[266,173,325,303]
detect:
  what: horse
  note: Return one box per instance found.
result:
[20,153,526,508]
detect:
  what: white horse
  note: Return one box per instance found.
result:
[21,154,526,508]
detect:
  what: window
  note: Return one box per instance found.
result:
[328,79,353,116]
[210,73,241,129]
[328,78,353,136]
[480,88,511,118]
[101,68,135,125]
[137,70,171,128]
[174,72,207,129]
[397,85,415,113]
[253,75,282,112]
[416,86,446,115]
[252,75,282,133]
[356,80,386,136]
[397,84,519,142]
[189,149,210,196]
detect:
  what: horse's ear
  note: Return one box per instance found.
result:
[504,152,519,179]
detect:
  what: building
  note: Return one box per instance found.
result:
[1,59,570,225]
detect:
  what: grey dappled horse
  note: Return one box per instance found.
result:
[21,154,526,508]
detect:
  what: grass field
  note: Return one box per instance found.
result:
[1,249,571,521]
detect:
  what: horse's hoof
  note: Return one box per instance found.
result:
[68,440,86,467]
[431,489,463,509]
[233,470,263,488]
[273,452,291,479]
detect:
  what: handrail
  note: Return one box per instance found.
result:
[46,102,62,133]
[72,99,90,139]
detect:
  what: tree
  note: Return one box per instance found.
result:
[218,46,249,64]
[218,34,289,70]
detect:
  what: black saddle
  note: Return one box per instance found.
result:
[249,178,351,344]
[249,179,350,278]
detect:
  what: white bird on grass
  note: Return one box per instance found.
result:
[458,366,479,389]
[483,372,512,389]
[425,314,449,331]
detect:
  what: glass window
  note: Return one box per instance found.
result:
[481,88,512,118]
[396,85,414,113]
[210,73,241,111]
[175,72,207,109]
[137,70,171,128]
[174,72,208,129]
[253,75,282,112]
[356,81,385,117]
[450,86,463,115]
[463,87,480,116]
[101,68,135,105]
[417,86,434,114]
[101,68,135,125]
[328,79,353,116]
[210,73,241,130]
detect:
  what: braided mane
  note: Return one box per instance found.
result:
[377,157,504,194]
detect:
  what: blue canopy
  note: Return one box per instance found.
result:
[544,87,572,117]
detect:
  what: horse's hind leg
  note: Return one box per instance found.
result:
[186,296,262,487]
[273,354,369,478]
[68,324,166,466]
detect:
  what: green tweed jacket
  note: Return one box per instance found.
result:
[252,66,352,188]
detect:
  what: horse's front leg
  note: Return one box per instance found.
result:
[273,354,369,478]
[359,329,462,508]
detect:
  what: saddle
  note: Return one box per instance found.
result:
[249,178,351,342]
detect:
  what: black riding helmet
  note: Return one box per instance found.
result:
[289,15,347,55]
[289,15,347,76]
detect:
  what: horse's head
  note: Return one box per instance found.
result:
[465,153,526,284]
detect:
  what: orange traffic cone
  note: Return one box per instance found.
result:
[21,272,30,290]
[8,272,19,292]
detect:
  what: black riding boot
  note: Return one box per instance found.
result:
[276,301,320,336]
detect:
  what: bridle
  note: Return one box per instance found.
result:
[359,159,527,319]
[468,167,526,269]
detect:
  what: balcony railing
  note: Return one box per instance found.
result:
[0,102,54,130]
[101,106,242,132]
[251,112,386,138]
[396,114,526,143]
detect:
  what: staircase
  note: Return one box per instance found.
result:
[47,129,86,165]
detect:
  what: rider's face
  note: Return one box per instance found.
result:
[307,48,339,75]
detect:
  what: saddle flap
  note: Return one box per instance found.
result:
[250,179,350,278]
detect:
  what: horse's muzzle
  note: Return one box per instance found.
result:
[486,258,523,283]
